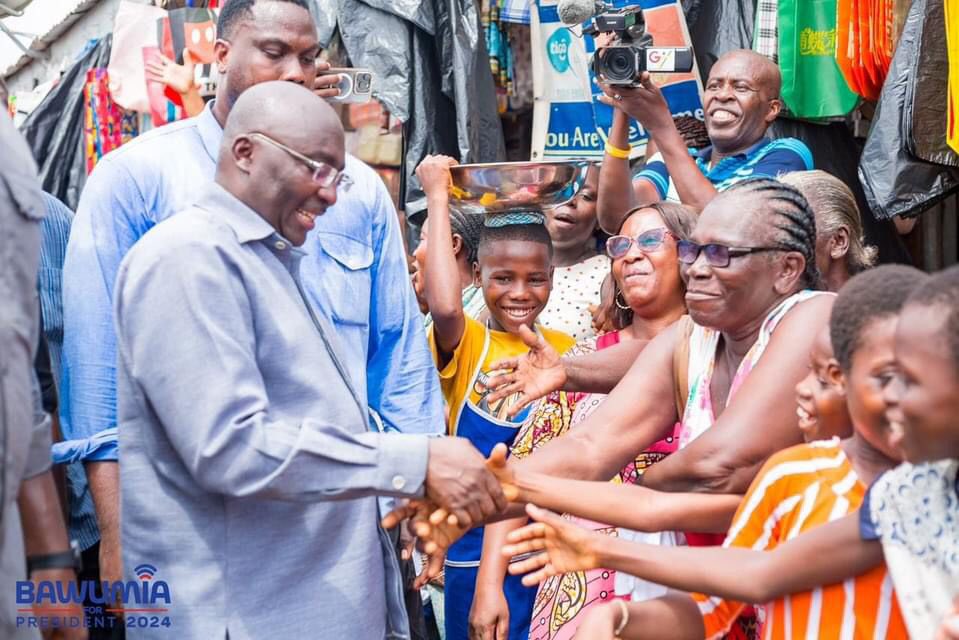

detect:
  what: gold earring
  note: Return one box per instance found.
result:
[615,292,630,310]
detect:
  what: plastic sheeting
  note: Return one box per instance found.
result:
[859,0,959,221]
[19,35,112,211]
[318,0,505,218]
[905,0,959,167]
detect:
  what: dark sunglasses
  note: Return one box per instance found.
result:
[676,240,783,268]
[606,228,673,259]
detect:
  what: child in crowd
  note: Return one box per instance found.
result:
[540,163,609,342]
[504,264,928,639]
[794,326,854,442]
[416,154,576,640]
[412,206,486,325]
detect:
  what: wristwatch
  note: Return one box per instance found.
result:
[27,539,82,575]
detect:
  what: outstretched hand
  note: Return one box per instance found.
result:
[597,72,673,135]
[502,504,602,587]
[485,325,567,418]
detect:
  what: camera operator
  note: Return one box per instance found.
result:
[596,49,813,232]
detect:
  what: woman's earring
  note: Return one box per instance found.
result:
[615,291,630,311]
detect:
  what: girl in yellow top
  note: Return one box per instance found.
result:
[416,155,575,640]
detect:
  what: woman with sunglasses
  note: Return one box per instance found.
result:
[469,203,694,640]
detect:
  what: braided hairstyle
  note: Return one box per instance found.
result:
[725,177,821,290]
[449,210,484,265]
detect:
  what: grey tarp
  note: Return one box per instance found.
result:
[19,36,113,211]
[859,0,959,220]
[312,0,505,219]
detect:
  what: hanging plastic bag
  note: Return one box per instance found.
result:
[904,0,958,166]
[778,0,859,118]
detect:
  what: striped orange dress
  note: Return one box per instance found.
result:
[693,439,909,640]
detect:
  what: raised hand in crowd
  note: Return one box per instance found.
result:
[501,504,602,587]
[144,49,204,117]
[312,59,344,99]
[483,325,567,418]
[597,71,674,136]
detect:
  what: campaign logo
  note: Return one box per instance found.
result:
[547,27,572,73]
[16,562,173,632]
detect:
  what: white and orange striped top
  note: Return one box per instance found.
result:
[694,439,908,640]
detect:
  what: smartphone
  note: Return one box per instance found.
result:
[328,68,374,104]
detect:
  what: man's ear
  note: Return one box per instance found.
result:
[766,97,783,123]
[472,261,482,288]
[214,39,231,75]
[232,135,255,174]
[774,252,806,295]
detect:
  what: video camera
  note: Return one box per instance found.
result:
[583,4,694,86]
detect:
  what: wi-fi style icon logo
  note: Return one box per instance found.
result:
[134,564,158,581]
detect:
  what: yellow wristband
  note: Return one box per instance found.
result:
[604,141,631,159]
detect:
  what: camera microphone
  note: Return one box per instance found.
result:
[557,0,604,26]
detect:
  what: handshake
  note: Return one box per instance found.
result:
[382,439,521,587]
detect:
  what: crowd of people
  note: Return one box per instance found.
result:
[0,0,956,639]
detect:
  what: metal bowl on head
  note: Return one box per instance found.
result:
[448,160,591,215]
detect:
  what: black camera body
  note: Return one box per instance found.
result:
[586,5,694,86]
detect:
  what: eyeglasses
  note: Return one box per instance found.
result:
[247,132,353,192]
[676,240,783,268]
[605,228,673,259]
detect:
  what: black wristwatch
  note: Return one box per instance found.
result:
[27,540,82,575]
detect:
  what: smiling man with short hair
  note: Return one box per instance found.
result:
[596,49,813,230]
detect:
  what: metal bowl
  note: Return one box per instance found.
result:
[448,160,591,215]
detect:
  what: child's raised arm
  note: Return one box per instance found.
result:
[416,155,467,363]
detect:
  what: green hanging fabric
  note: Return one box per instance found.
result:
[778,0,859,119]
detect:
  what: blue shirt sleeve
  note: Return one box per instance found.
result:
[752,139,815,177]
[59,158,153,462]
[365,177,444,436]
[633,152,670,200]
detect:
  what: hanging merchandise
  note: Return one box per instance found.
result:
[484,0,515,112]
[107,1,168,113]
[530,0,704,160]
[859,0,959,221]
[777,0,859,119]
[752,0,779,62]
[948,0,959,154]
[833,0,894,101]
[905,0,959,166]
[20,36,113,209]
[83,69,139,175]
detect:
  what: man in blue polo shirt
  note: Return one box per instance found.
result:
[596,49,813,231]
